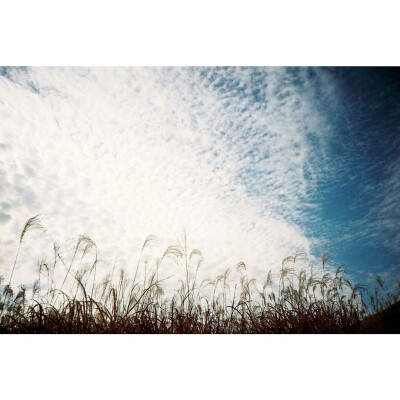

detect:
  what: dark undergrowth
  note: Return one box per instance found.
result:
[1,216,399,334]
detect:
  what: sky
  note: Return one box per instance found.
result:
[0,66,399,292]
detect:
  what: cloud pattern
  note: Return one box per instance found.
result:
[0,67,398,289]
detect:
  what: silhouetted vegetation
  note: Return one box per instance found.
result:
[1,216,399,334]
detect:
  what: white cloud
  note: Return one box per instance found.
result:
[0,67,332,288]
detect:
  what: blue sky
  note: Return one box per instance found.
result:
[306,68,400,289]
[0,66,399,293]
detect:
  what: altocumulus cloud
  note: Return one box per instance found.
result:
[0,67,336,287]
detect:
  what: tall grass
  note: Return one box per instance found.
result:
[0,216,399,334]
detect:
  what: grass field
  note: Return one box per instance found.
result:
[1,216,399,334]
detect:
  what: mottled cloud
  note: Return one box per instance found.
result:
[0,67,352,287]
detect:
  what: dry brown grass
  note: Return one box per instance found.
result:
[1,216,399,334]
